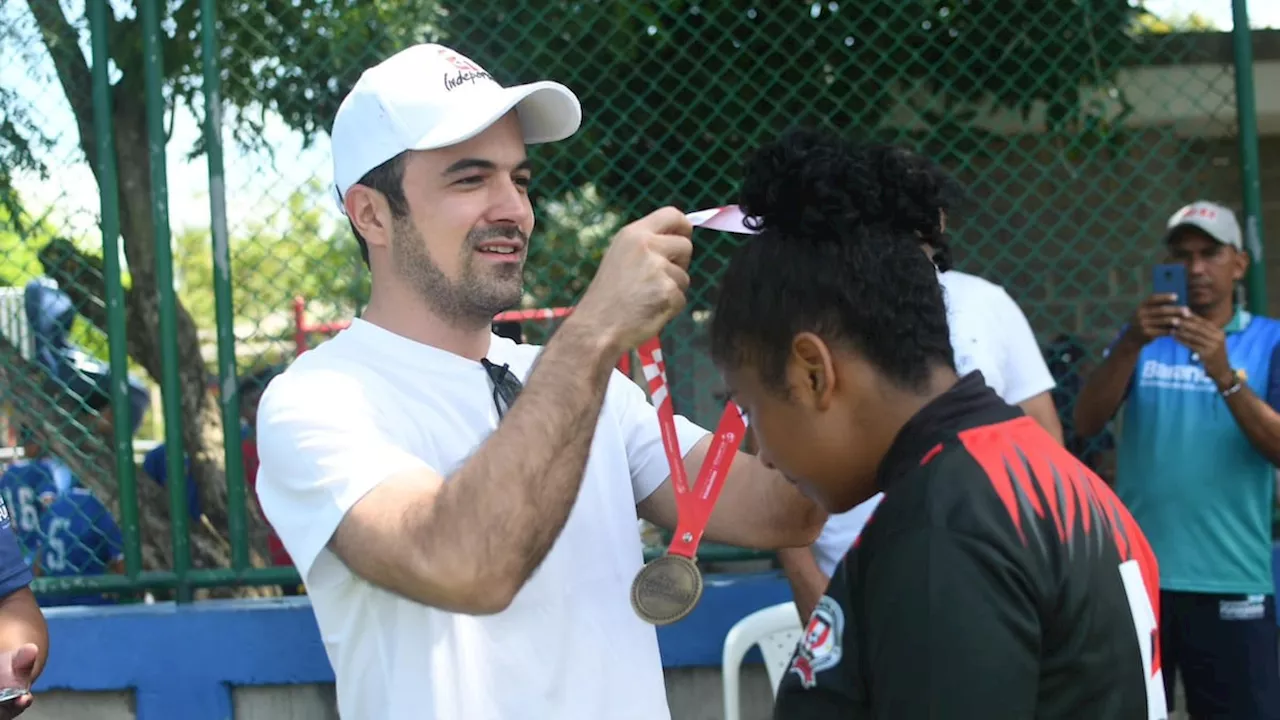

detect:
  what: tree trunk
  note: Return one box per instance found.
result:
[107,99,273,566]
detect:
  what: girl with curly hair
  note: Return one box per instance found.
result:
[712,127,1164,719]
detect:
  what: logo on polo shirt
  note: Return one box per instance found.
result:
[1219,595,1266,621]
[789,595,845,688]
[1138,360,1216,393]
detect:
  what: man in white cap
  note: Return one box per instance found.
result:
[253,43,823,720]
[1075,200,1280,719]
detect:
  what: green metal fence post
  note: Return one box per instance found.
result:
[140,0,193,602]
[1233,0,1267,315]
[201,0,250,572]
[89,0,142,579]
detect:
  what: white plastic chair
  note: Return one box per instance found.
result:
[721,601,805,720]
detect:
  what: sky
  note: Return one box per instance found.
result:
[2,0,1278,243]
[1148,0,1280,28]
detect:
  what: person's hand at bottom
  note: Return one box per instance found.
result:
[0,644,40,718]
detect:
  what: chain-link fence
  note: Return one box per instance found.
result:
[0,0,1269,600]
[437,2,1261,456]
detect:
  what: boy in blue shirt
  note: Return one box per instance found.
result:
[1075,201,1280,719]
[0,428,73,565]
[35,487,124,608]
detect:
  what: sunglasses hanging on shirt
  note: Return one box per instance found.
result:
[481,358,523,420]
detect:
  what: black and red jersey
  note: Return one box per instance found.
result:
[774,373,1167,720]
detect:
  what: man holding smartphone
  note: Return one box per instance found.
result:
[1075,200,1280,719]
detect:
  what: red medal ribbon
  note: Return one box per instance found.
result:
[637,337,747,559]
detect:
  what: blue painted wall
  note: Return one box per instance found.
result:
[32,571,793,719]
[36,547,1280,719]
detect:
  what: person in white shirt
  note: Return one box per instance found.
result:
[252,43,824,720]
[776,143,1063,621]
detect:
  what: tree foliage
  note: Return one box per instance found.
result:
[1134,11,1220,34]
[0,203,55,288]
[524,184,620,309]
[173,180,368,340]
[442,0,1143,222]
[1,0,437,580]
[172,1,444,158]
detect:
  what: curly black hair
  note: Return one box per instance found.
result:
[709,127,954,392]
[857,143,965,271]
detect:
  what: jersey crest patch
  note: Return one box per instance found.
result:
[789,595,845,688]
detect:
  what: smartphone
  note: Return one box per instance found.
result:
[1152,263,1188,305]
[0,687,27,703]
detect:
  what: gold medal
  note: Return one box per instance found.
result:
[631,338,745,626]
[630,554,703,626]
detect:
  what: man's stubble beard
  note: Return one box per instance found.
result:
[390,218,525,330]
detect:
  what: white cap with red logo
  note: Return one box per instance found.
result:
[1165,200,1243,250]
[329,43,582,215]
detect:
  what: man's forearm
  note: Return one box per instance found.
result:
[1016,392,1064,445]
[1074,336,1142,438]
[1221,386,1280,466]
[661,442,825,551]
[419,319,621,603]
[777,546,829,624]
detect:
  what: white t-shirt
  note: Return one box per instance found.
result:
[254,318,709,720]
[809,269,1055,576]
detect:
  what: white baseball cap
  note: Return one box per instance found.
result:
[1165,200,1242,250]
[330,43,582,214]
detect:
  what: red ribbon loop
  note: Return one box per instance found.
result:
[637,337,747,559]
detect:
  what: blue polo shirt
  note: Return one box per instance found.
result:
[1113,308,1280,595]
